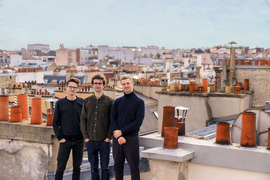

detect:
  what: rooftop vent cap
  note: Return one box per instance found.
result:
[266,101,269,112]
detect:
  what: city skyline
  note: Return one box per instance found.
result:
[0,0,270,50]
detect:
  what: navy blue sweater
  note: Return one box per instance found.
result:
[53,96,84,140]
[111,91,145,137]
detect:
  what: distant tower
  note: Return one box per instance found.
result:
[228,41,237,89]
[59,43,64,50]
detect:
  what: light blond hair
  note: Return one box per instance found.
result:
[120,75,133,84]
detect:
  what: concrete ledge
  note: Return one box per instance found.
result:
[134,84,161,87]
[139,133,270,174]
[141,147,194,162]
[0,119,55,144]
[156,91,252,98]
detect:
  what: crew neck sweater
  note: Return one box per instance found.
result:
[111,91,145,137]
[53,96,84,140]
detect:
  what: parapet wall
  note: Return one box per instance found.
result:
[134,84,162,100]
[0,120,69,180]
[235,68,270,107]
[157,91,253,133]
[140,133,270,180]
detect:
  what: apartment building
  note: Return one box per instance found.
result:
[28,43,50,51]
[98,45,135,63]
[55,44,80,66]
[80,46,99,65]
[98,45,164,64]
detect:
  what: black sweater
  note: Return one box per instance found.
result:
[53,96,84,140]
[111,91,145,137]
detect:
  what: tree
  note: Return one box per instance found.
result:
[150,53,153,58]
[156,53,161,59]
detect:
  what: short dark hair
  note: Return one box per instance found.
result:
[91,74,106,86]
[66,77,80,86]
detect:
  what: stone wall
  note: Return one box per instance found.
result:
[134,84,162,100]
[0,76,16,88]
[0,139,49,180]
[235,68,270,107]
[0,120,68,179]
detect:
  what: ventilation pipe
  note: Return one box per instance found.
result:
[174,106,190,136]
[237,82,242,90]
[161,106,175,137]
[31,98,43,124]
[10,106,22,122]
[164,127,178,149]
[0,95,9,121]
[234,86,241,94]
[265,101,269,112]
[241,112,256,147]
[44,98,58,126]
[202,78,208,93]
[17,94,29,119]
[189,81,195,92]
[216,122,231,145]
[267,128,270,150]
[244,79,249,90]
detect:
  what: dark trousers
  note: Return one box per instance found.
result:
[113,136,140,180]
[55,139,84,180]
[86,140,111,180]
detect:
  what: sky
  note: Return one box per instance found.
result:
[0,0,270,50]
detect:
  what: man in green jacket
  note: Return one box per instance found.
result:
[81,74,114,180]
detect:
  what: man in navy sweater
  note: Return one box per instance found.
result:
[111,75,145,180]
[53,77,84,180]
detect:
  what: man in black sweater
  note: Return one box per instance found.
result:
[53,77,84,180]
[111,75,145,180]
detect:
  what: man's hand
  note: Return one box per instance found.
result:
[104,138,110,142]
[85,138,89,142]
[60,138,66,143]
[118,137,126,145]
[113,130,122,139]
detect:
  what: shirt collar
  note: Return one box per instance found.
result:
[94,93,104,100]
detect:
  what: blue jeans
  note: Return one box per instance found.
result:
[86,140,111,180]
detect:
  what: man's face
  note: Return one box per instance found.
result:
[121,78,133,94]
[65,82,78,96]
[93,79,104,93]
